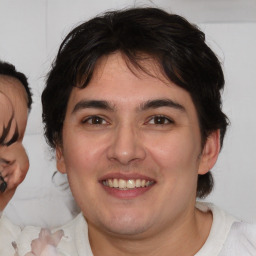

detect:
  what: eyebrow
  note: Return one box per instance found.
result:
[72,98,185,114]
[140,99,185,112]
[72,100,114,114]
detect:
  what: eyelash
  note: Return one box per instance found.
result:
[82,115,108,125]
[81,115,174,126]
[146,115,174,125]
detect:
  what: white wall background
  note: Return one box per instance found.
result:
[0,0,256,227]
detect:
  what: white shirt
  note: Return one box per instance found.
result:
[0,202,255,255]
[195,202,256,255]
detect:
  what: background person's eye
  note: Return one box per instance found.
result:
[82,116,107,125]
[148,115,173,125]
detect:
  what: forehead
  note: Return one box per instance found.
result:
[0,91,13,123]
[0,75,28,141]
[69,53,194,108]
[0,75,28,106]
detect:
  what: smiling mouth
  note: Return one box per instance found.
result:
[102,178,155,190]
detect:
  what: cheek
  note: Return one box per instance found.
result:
[147,132,201,203]
[62,130,106,175]
[146,131,201,170]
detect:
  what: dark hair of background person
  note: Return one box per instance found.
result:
[42,7,229,198]
[0,60,32,110]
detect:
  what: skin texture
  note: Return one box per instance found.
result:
[57,52,220,256]
[0,76,29,211]
[0,76,28,142]
[0,91,15,145]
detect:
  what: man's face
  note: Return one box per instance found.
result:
[57,53,218,238]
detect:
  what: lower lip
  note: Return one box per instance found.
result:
[101,184,154,199]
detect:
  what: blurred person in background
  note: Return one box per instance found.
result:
[0,60,32,213]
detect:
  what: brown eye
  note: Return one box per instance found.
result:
[148,115,173,125]
[82,116,107,125]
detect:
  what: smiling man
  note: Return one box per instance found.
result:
[55,53,217,254]
[41,7,256,255]
[1,7,255,256]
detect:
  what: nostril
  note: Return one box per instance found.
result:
[106,126,146,164]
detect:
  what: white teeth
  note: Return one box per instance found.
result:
[127,180,135,189]
[135,179,141,187]
[119,179,126,189]
[103,178,154,189]
[113,179,118,188]
[108,179,113,187]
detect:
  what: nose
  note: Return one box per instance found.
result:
[106,124,146,165]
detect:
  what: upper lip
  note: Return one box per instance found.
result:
[99,173,156,182]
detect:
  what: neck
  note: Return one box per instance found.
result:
[88,206,212,256]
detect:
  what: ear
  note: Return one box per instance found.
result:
[56,146,67,174]
[198,130,220,175]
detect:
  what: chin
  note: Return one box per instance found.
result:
[106,223,150,237]
[99,213,153,237]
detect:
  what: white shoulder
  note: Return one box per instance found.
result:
[219,221,256,255]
